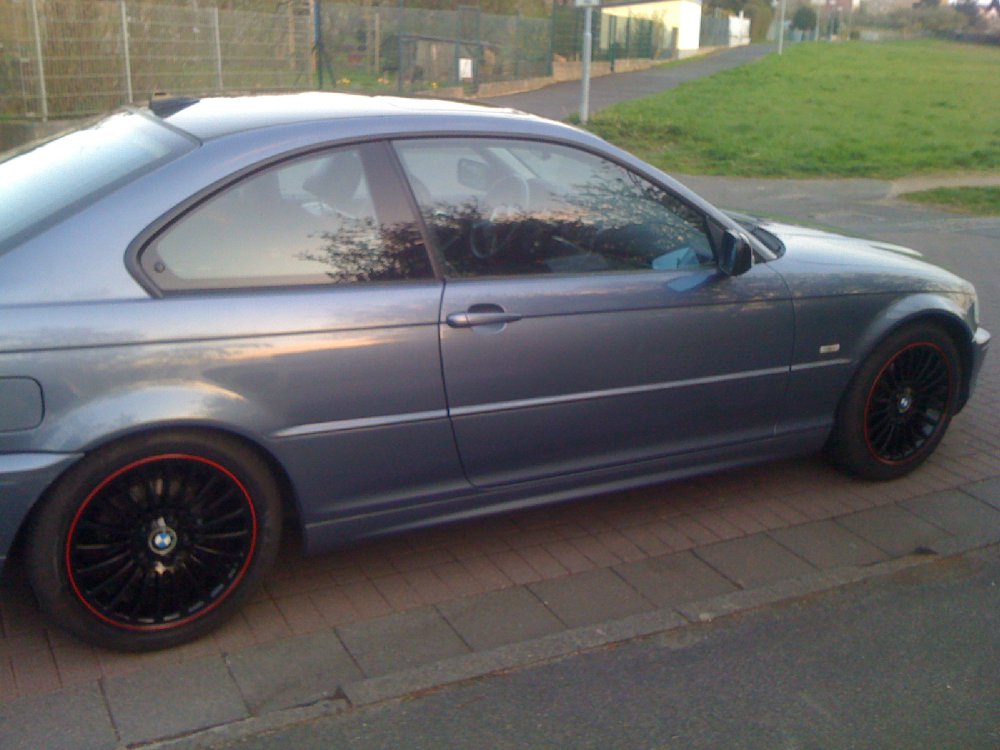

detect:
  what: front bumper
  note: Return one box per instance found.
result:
[0,452,82,566]
[961,326,991,411]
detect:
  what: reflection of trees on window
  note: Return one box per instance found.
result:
[150,144,434,288]
[414,170,710,277]
[397,137,712,278]
[572,168,704,240]
[408,198,481,276]
[299,217,431,284]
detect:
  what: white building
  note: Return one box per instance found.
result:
[602,0,704,58]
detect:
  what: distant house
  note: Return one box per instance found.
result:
[601,0,704,58]
[822,0,861,13]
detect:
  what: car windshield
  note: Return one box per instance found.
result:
[0,110,195,254]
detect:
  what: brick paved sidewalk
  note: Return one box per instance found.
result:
[1,461,999,748]
[2,395,998,700]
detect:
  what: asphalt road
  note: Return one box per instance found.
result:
[676,173,1000,328]
[483,44,775,121]
[213,545,1000,750]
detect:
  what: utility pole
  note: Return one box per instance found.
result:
[777,0,787,55]
[576,0,599,123]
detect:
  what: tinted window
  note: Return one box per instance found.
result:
[0,111,193,254]
[394,138,713,278]
[144,144,433,290]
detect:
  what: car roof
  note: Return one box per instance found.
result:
[157,92,536,141]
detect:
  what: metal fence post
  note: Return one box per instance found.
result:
[119,0,134,104]
[315,0,324,88]
[28,0,47,120]
[513,12,520,80]
[547,11,554,78]
[396,0,404,94]
[372,11,379,75]
[212,6,224,90]
[609,14,616,71]
[453,9,461,86]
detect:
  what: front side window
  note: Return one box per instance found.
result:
[143,144,432,290]
[393,138,714,278]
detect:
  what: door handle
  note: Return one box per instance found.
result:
[446,310,522,328]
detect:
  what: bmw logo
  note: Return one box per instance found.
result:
[148,526,178,556]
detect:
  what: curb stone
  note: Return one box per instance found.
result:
[132,535,1000,750]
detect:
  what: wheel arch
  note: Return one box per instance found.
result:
[849,296,976,412]
[11,422,302,567]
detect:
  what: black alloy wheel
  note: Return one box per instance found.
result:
[829,323,961,481]
[27,432,281,651]
[66,454,257,631]
[863,342,952,465]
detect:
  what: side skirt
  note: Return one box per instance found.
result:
[302,427,831,556]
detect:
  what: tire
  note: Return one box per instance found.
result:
[25,431,282,651]
[829,323,961,481]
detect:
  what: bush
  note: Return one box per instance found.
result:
[886,6,971,33]
[744,0,774,42]
[792,5,818,32]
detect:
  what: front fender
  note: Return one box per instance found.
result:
[851,292,976,371]
[780,291,976,436]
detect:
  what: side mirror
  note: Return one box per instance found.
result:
[718,229,753,276]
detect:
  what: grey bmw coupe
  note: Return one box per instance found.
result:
[0,93,989,651]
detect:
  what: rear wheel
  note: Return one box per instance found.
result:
[26,431,282,651]
[829,323,960,480]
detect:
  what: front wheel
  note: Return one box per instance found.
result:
[829,323,961,481]
[25,431,282,651]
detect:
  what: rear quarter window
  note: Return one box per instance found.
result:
[141,143,433,291]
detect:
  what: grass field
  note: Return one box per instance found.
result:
[587,40,1000,178]
[901,186,1000,215]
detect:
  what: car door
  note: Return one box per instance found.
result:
[137,141,468,523]
[394,137,794,488]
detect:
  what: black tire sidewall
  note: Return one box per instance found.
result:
[831,323,961,481]
[25,430,282,652]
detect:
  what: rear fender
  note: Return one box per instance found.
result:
[40,381,276,454]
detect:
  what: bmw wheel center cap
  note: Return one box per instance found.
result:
[149,525,178,556]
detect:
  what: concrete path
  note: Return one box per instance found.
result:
[2,45,999,750]
[887,172,1000,198]
[483,43,775,121]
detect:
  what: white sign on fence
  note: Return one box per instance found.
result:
[459,57,474,81]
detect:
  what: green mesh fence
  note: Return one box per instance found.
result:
[0,0,661,119]
[0,0,311,118]
[551,6,659,68]
[318,4,554,94]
